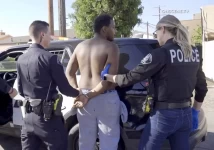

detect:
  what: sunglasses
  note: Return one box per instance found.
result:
[153,27,162,39]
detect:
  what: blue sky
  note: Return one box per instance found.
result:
[0,0,213,36]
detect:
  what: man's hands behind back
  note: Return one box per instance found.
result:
[73,94,89,108]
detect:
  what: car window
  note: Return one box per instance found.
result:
[0,52,23,72]
[135,44,152,56]
[60,48,72,71]
[50,50,64,60]
[118,44,152,90]
[0,50,63,72]
[149,43,160,49]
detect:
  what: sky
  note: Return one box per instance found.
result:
[0,0,213,37]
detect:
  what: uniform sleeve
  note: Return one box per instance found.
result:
[0,77,11,94]
[50,55,79,97]
[16,62,24,97]
[116,49,167,87]
[194,58,208,102]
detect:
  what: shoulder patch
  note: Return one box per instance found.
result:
[141,53,152,64]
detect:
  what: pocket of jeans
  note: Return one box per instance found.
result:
[156,110,179,133]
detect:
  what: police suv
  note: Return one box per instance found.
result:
[0,38,207,150]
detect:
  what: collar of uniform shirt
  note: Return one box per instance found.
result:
[165,38,174,44]
[30,43,45,50]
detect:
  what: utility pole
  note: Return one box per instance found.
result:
[153,5,163,21]
[147,22,149,38]
[48,0,54,35]
[58,0,66,37]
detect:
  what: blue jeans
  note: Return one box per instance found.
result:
[139,107,192,150]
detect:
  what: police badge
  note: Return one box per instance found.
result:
[141,53,152,64]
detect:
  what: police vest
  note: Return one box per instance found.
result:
[155,43,200,103]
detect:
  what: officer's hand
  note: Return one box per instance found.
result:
[73,95,88,108]
[192,108,200,131]
[9,88,18,98]
[101,64,111,80]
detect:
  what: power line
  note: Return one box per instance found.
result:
[141,21,156,27]
[153,5,165,21]
[139,21,156,38]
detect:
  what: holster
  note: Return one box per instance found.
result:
[53,94,63,116]
[29,99,42,115]
[42,94,63,121]
[22,98,42,115]
[142,78,154,114]
[142,96,154,114]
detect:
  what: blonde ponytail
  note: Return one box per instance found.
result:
[173,24,192,58]
[157,15,193,59]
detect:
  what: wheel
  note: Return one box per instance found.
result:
[68,124,124,150]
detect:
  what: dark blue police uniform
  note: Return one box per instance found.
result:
[115,38,208,150]
[0,77,13,125]
[0,77,11,94]
[17,44,79,150]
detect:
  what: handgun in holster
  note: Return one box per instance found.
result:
[142,79,154,114]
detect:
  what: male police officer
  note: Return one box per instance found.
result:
[100,15,208,150]
[17,20,87,150]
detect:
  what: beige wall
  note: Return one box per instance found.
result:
[181,19,201,39]
[203,40,214,81]
[201,5,214,40]
[193,13,201,20]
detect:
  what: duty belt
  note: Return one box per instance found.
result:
[154,101,191,109]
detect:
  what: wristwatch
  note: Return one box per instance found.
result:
[103,74,107,80]
[8,88,13,94]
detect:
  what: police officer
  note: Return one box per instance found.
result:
[101,15,208,150]
[0,77,17,125]
[0,77,17,98]
[17,20,88,150]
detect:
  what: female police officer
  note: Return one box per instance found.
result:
[101,15,208,150]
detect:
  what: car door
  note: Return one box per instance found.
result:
[0,50,26,137]
[116,42,157,129]
[59,46,81,116]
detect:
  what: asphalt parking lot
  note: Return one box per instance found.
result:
[0,81,213,150]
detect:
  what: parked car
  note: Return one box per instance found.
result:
[0,38,207,150]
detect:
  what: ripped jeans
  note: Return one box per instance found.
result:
[77,89,121,150]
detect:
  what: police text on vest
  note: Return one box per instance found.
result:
[169,49,200,63]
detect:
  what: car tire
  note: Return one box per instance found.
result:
[68,124,124,150]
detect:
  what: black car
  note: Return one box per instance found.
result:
[0,38,207,150]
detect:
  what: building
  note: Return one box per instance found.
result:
[131,30,154,39]
[180,13,201,41]
[0,29,76,51]
[201,5,214,81]
[201,5,214,41]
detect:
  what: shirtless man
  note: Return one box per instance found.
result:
[65,14,120,150]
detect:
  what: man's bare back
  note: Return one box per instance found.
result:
[66,37,119,90]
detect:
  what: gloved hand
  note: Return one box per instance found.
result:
[101,64,111,80]
[192,108,200,131]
